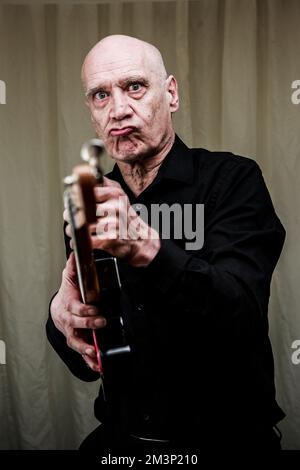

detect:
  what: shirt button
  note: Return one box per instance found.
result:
[143,413,150,422]
[137,304,144,312]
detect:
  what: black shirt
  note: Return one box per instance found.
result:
[47,135,285,445]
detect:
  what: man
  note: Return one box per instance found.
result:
[47,35,285,451]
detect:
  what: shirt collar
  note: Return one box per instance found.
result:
[157,134,194,184]
[108,134,194,186]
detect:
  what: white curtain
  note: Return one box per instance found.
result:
[0,0,299,450]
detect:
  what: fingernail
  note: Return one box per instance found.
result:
[95,318,106,327]
[85,348,94,356]
[87,308,97,316]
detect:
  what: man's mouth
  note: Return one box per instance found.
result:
[110,127,135,137]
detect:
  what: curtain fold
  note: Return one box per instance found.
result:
[0,0,299,449]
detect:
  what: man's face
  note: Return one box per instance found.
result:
[83,46,178,163]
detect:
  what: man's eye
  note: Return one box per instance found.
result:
[128,83,142,92]
[94,91,108,100]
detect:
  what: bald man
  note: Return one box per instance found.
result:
[47,35,285,452]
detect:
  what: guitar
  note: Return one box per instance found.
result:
[63,139,130,376]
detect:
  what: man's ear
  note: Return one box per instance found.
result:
[166,75,179,113]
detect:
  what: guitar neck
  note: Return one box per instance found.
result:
[65,188,100,305]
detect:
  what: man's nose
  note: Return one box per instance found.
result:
[110,90,132,120]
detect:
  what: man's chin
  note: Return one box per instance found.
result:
[113,152,141,163]
[109,138,144,162]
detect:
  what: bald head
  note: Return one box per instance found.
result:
[82,35,167,91]
[81,34,179,164]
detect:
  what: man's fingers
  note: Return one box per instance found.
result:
[82,353,100,372]
[65,330,100,371]
[69,314,107,330]
[65,223,72,238]
[102,176,121,188]
[89,223,97,235]
[66,298,98,317]
[66,330,95,356]
[63,252,78,281]
[94,185,124,203]
[63,209,69,223]
[95,215,120,238]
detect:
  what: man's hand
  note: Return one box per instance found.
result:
[50,252,107,372]
[65,177,161,267]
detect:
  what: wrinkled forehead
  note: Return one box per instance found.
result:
[82,49,159,90]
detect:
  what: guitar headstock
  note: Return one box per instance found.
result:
[81,138,105,184]
[64,139,105,228]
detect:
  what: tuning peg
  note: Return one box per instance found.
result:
[81,138,105,182]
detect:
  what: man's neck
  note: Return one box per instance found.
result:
[117,133,175,197]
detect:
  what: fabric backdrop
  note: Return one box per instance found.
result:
[0,0,299,450]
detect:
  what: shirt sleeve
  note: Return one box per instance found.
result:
[143,158,285,335]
